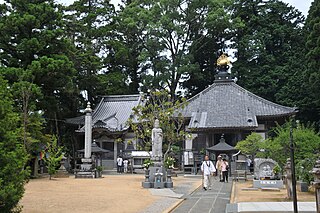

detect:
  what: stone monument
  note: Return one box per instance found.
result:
[253,158,283,188]
[75,102,94,178]
[151,119,163,164]
[54,155,69,178]
[142,119,172,188]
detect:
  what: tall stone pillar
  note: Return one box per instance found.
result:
[310,158,320,213]
[84,102,92,159]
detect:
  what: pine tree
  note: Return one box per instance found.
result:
[0,0,78,136]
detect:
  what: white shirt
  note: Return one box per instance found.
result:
[201,160,216,175]
[117,157,123,166]
[123,160,128,167]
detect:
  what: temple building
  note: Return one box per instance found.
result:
[182,60,296,152]
[66,94,144,169]
[179,54,296,172]
[66,54,296,170]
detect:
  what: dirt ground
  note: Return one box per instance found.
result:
[21,174,158,213]
[231,180,316,203]
[20,174,200,213]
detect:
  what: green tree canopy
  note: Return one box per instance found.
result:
[304,0,320,126]
[0,75,29,212]
[128,90,189,159]
[259,122,320,182]
[231,0,305,104]
[235,132,264,157]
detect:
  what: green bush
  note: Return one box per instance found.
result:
[260,122,320,183]
[44,136,64,180]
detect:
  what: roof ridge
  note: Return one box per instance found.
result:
[100,94,142,98]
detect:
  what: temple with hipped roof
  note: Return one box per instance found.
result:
[66,54,296,171]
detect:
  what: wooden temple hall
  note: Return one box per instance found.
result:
[66,54,296,171]
[181,55,296,172]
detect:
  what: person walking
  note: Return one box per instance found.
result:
[123,159,129,173]
[116,156,123,174]
[201,155,216,190]
[216,155,223,182]
[221,158,229,183]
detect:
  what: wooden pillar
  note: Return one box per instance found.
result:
[205,133,209,155]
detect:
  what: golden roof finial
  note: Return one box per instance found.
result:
[217,53,231,66]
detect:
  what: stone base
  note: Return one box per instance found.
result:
[54,170,69,178]
[154,182,165,189]
[149,166,166,183]
[75,171,95,178]
[142,181,152,188]
[253,180,283,188]
[297,181,308,192]
[165,182,173,188]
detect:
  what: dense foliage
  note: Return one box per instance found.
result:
[237,123,320,183]
[235,132,264,157]
[44,136,64,180]
[0,76,29,212]
[0,0,319,210]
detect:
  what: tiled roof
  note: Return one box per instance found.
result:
[207,136,236,151]
[183,81,296,129]
[66,94,143,132]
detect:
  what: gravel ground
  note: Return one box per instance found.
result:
[20,174,201,213]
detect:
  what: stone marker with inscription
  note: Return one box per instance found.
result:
[253,158,284,188]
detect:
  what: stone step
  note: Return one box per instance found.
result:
[261,187,281,191]
[75,171,95,178]
[241,188,259,191]
[226,202,316,213]
[183,174,202,179]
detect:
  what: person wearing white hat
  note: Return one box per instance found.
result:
[216,155,223,182]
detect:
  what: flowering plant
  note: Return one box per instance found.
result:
[143,159,153,169]
[164,157,175,169]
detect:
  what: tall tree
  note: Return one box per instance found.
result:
[114,0,213,97]
[65,0,117,104]
[0,0,78,137]
[304,0,320,126]
[231,0,305,104]
[183,0,239,96]
[106,0,150,94]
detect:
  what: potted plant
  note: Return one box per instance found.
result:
[272,164,281,180]
[143,159,153,181]
[164,157,175,170]
[143,159,153,170]
[95,166,103,178]
[164,156,175,176]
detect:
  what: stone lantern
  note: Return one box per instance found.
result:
[310,158,320,213]
[284,158,293,200]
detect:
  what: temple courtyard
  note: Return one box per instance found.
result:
[20,174,201,213]
[20,174,317,213]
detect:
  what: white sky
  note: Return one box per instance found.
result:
[56,0,313,17]
[0,0,312,16]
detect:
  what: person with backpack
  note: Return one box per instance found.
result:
[201,155,216,190]
[221,158,229,182]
